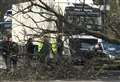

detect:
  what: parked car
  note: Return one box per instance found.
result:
[102,41,120,60]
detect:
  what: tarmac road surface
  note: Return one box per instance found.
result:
[1,80,120,82]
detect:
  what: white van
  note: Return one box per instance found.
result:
[63,34,108,64]
[63,34,102,54]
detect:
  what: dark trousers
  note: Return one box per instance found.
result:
[3,53,17,69]
[26,53,33,66]
[56,53,62,65]
[10,56,17,68]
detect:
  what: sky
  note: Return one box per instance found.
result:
[55,0,93,4]
[68,0,93,4]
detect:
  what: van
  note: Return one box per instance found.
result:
[62,35,102,64]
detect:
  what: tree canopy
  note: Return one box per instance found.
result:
[1,0,120,43]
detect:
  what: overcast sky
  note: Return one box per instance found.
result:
[67,0,93,4]
[55,0,93,4]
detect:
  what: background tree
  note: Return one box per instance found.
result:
[0,0,119,42]
[0,0,30,21]
[0,0,120,80]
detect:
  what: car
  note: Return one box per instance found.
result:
[102,41,120,60]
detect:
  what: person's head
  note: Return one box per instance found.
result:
[95,44,100,49]
[95,42,102,50]
[28,38,33,42]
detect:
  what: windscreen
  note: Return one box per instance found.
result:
[69,38,98,54]
[103,42,120,51]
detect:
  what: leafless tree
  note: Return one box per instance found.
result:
[0,0,120,80]
[11,0,120,43]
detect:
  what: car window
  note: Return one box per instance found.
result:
[103,42,120,51]
[69,38,98,50]
[81,43,93,49]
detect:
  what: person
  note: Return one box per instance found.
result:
[1,36,18,70]
[1,36,10,69]
[94,42,102,52]
[26,38,34,54]
[39,36,51,64]
[26,38,34,66]
[56,35,63,64]
[10,42,18,69]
